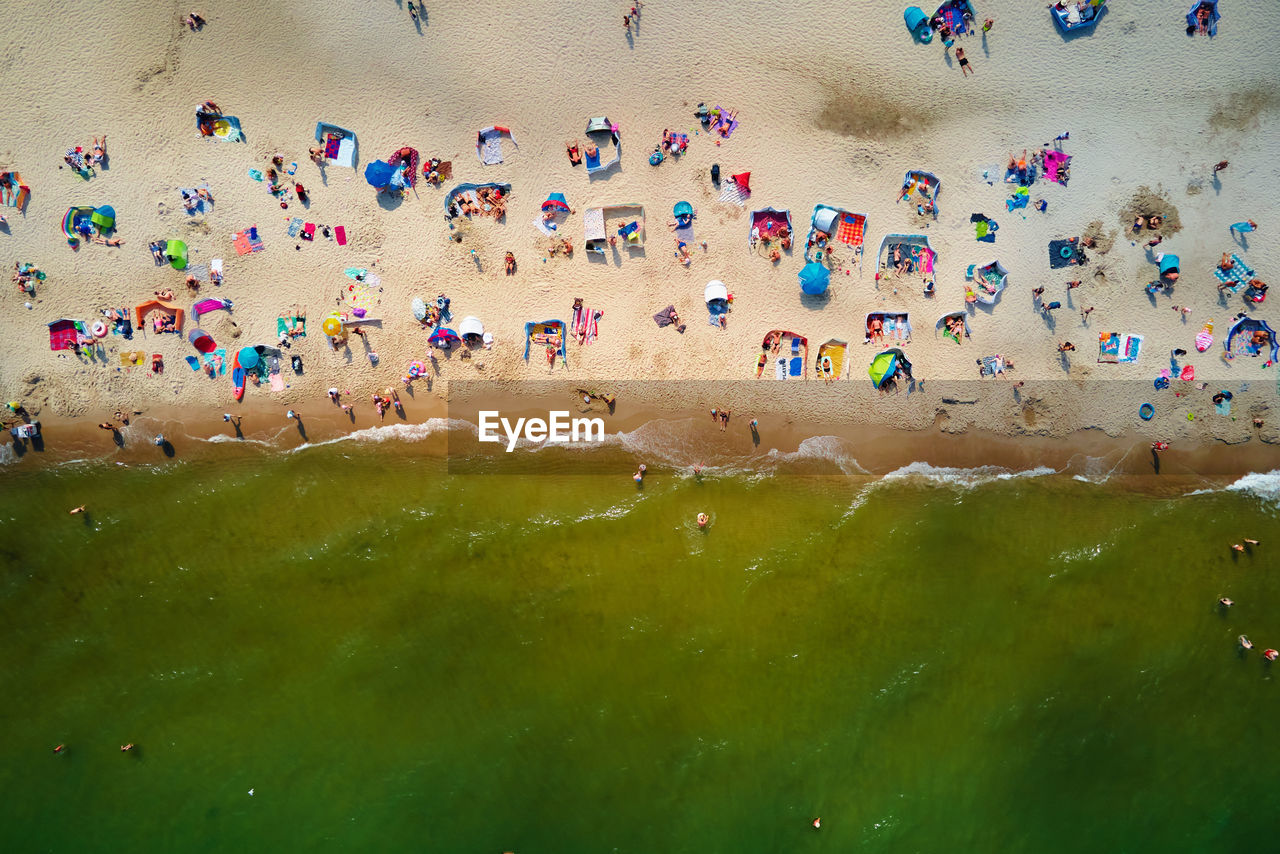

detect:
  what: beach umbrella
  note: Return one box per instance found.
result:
[321,314,343,336]
[542,193,571,212]
[91,205,115,230]
[798,261,830,295]
[673,201,694,219]
[166,239,187,270]
[868,351,898,388]
[364,160,396,189]
[730,172,750,191]
[237,346,259,369]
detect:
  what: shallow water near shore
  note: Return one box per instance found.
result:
[2,440,1280,853]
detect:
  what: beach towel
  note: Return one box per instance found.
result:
[1043,151,1071,185]
[1215,397,1232,416]
[937,2,969,34]
[210,258,222,282]
[1098,332,1143,363]
[1214,254,1253,289]
[979,355,1003,377]
[233,226,263,255]
[286,217,303,237]
[789,357,802,377]
[476,127,517,165]
[719,177,750,207]
[1048,239,1084,269]
[775,357,786,380]
[343,274,381,311]
[277,315,306,338]
[835,213,864,246]
[710,106,738,139]
[335,226,347,246]
[303,223,315,241]
[179,187,213,214]
[0,172,30,208]
[185,355,201,371]
[1006,188,1030,212]
[203,348,226,376]
[653,305,678,328]
[270,371,284,392]
[48,320,83,351]
[186,263,209,282]
[674,222,695,245]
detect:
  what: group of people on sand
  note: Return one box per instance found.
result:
[63,135,106,175]
[12,262,40,295]
[710,408,731,431]
[372,390,402,420]
[622,0,643,32]
[453,186,506,219]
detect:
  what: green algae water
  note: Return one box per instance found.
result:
[3,436,1280,853]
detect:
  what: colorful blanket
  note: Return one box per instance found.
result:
[1043,151,1071,185]
[1098,332,1143,364]
[233,226,264,256]
[1215,254,1254,289]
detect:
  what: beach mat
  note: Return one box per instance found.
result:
[335,226,347,246]
[719,180,750,207]
[1049,239,1085,269]
[286,217,303,237]
[277,316,306,338]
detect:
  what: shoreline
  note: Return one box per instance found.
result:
[6,380,1277,484]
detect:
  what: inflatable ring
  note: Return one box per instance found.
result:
[1139,403,1155,421]
[1060,246,1074,259]
[90,320,108,338]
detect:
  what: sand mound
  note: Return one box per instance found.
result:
[1117,186,1181,237]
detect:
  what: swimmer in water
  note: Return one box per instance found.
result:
[120,743,133,752]
[697,512,708,529]
[633,464,646,483]
[1265,649,1279,662]
[813,818,821,829]
[1219,597,1234,607]
[1239,635,1253,650]
[69,505,85,515]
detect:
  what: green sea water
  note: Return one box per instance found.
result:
[3,438,1280,853]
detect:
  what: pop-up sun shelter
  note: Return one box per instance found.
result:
[762,330,808,380]
[135,299,184,332]
[61,206,96,242]
[165,239,188,270]
[904,6,934,41]
[705,280,729,317]
[542,193,572,213]
[458,316,484,345]
[1225,316,1277,362]
[90,205,115,232]
[869,348,912,388]
[315,122,358,168]
[967,259,1009,304]
[1188,1,1220,36]
[188,328,216,353]
[1052,0,1107,33]
[584,117,620,175]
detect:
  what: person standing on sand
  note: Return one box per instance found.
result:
[982,18,993,33]
[1058,342,1075,353]
[1081,306,1095,320]
[1213,161,1229,174]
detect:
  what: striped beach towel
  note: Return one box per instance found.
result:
[719,179,750,207]
[1214,254,1253,289]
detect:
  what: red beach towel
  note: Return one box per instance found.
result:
[335,226,347,246]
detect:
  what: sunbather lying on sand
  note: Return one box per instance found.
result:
[149,242,165,263]
[154,288,174,300]
[584,143,599,159]
[566,141,581,165]
[91,235,123,246]
[90,135,106,166]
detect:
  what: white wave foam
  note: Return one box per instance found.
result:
[287,418,469,452]
[1223,470,1280,506]
[0,444,18,466]
[880,461,1058,489]
[764,434,866,475]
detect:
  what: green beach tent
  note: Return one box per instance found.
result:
[90,205,115,231]
[166,239,188,270]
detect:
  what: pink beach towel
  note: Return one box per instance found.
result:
[335,226,347,246]
[1044,151,1071,184]
[922,247,935,275]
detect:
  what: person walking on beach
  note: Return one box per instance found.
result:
[1081,306,1095,320]
[1058,342,1075,353]
[1031,286,1044,301]
[1042,301,1061,316]
[982,18,993,33]
[956,48,973,76]
[1230,220,1258,235]
[1066,280,1081,290]
[1213,160,1229,174]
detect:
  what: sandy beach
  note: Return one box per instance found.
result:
[1,0,1279,462]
